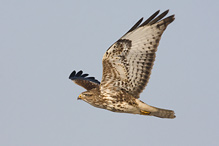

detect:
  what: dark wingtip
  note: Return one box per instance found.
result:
[156,10,160,13]
[69,70,83,79]
[139,9,174,27]
[164,9,169,14]
[124,10,174,35]
[69,70,100,84]
[161,9,169,18]
[81,73,89,77]
[69,70,76,79]
[75,70,83,77]
[165,14,175,23]
[147,9,170,25]
[139,10,160,27]
[126,17,143,34]
[154,10,161,16]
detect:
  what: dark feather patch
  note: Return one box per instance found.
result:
[148,10,169,25]
[69,70,100,84]
[125,17,143,34]
[123,10,172,35]
[139,10,160,27]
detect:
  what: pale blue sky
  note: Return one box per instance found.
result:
[1,0,219,146]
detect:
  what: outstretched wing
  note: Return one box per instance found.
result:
[101,10,175,98]
[69,70,100,90]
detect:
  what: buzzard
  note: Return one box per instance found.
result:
[69,10,175,118]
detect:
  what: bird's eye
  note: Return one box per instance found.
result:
[84,94,92,96]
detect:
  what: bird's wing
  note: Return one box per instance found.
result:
[69,70,100,90]
[100,10,174,98]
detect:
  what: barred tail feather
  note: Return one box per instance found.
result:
[137,100,175,119]
[150,108,175,119]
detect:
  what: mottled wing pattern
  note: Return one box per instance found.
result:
[69,70,100,90]
[101,10,174,98]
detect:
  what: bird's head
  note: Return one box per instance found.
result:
[78,90,97,103]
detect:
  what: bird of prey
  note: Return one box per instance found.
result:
[69,10,175,118]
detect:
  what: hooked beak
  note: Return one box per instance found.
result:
[77,94,82,100]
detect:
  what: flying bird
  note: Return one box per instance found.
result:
[69,10,175,118]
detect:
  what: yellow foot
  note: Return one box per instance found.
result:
[140,110,151,115]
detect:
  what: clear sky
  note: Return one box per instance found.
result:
[1,0,219,146]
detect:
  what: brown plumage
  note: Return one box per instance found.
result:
[69,10,175,118]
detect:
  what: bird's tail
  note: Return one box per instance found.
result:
[150,107,175,119]
[137,100,175,119]
[140,106,175,119]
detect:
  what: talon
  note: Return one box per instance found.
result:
[140,110,151,115]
